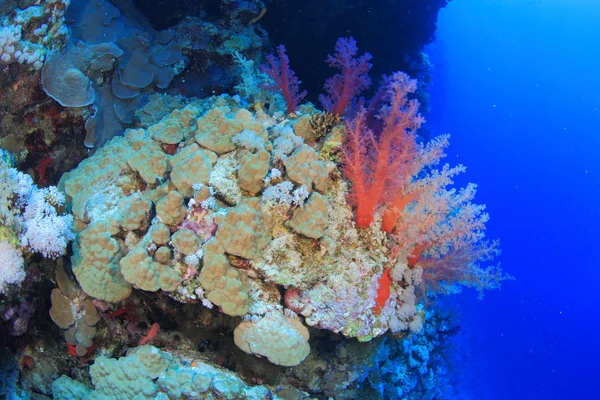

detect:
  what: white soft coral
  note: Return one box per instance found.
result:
[0,241,25,294]
[1,151,74,261]
[20,187,74,259]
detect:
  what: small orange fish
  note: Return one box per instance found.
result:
[138,323,160,346]
[372,268,392,316]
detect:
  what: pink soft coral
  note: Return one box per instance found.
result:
[381,135,465,232]
[391,183,509,296]
[319,37,373,116]
[260,45,307,115]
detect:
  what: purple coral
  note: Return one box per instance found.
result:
[260,45,307,115]
[319,37,373,116]
[2,302,34,336]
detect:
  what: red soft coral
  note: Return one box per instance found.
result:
[260,45,307,115]
[342,71,424,228]
[372,268,392,316]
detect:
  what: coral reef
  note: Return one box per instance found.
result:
[53,76,505,349]
[0,0,268,194]
[0,0,69,71]
[0,2,510,398]
[52,345,279,399]
[0,82,505,398]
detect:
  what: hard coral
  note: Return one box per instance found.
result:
[216,197,271,260]
[52,346,278,399]
[234,310,310,366]
[199,238,250,316]
[71,220,132,303]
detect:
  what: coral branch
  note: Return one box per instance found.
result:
[260,45,306,115]
[391,182,510,295]
[319,37,373,116]
[342,72,424,228]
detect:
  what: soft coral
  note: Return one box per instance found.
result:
[260,45,306,115]
[342,72,425,228]
[392,183,509,296]
[381,136,465,232]
[319,37,373,116]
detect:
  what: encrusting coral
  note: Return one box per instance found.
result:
[52,345,279,399]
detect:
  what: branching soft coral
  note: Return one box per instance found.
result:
[341,71,425,228]
[381,135,465,232]
[342,70,507,296]
[319,36,373,116]
[419,240,508,298]
[392,183,510,296]
[260,45,307,115]
[401,184,487,267]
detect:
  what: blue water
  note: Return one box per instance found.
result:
[429,0,600,398]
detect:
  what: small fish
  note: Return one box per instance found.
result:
[138,323,160,346]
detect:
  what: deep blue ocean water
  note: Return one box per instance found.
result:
[428,0,600,398]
